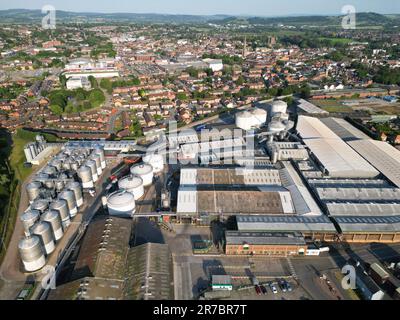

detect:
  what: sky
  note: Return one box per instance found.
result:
[0,0,399,16]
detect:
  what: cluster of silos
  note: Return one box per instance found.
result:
[78,148,106,189]
[235,108,268,131]
[266,100,294,142]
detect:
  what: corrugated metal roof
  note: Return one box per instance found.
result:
[226,231,306,246]
[316,187,400,201]
[327,202,400,216]
[320,117,370,141]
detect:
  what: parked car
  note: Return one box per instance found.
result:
[260,285,267,295]
[286,282,293,292]
[269,283,278,294]
[255,285,262,296]
[279,280,287,292]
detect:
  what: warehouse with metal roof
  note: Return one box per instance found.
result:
[320,117,371,141]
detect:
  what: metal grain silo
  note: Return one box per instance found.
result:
[71,161,79,171]
[78,165,94,189]
[26,182,42,203]
[43,165,57,177]
[30,221,55,255]
[31,199,48,214]
[18,236,46,272]
[90,153,103,176]
[130,163,153,186]
[20,210,40,237]
[118,175,145,200]
[66,181,83,208]
[50,199,71,230]
[85,160,98,182]
[55,180,65,192]
[59,190,78,218]
[49,159,62,172]
[41,210,64,241]
[94,148,106,169]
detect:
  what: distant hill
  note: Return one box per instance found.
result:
[0,9,398,26]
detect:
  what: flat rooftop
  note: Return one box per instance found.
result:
[320,117,371,141]
[226,231,306,246]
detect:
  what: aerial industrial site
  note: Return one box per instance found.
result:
[0,1,400,303]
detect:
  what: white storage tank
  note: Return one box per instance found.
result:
[50,199,71,230]
[21,210,41,237]
[235,111,256,131]
[94,148,106,169]
[66,181,83,208]
[26,182,42,203]
[251,108,268,126]
[31,199,48,214]
[55,180,65,192]
[107,190,136,217]
[18,236,46,272]
[78,165,94,189]
[41,210,64,241]
[143,154,164,174]
[271,100,288,115]
[118,175,145,200]
[130,163,153,187]
[30,221,55,255]
[90,153,103,176]
[59,190,78,218]
[268,121,286,134]
[86,160,99,183]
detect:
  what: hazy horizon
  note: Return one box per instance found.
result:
[0,0,399,16]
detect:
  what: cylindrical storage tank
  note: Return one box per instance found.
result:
[18,236,46,272]
[50,199,70,230]
[107,190,136,217]
[118,175,144,200]
[41,210,63,241]
[21,210,40,237]
[36,173,49,182]
[31,199,48,214]
[30,222,55,255]
[59,190,77,218]
[271,100,288,115]
[251,108,268,127]
[44,180,55,189]
[43,166,57,177]
[142,154,164,174]
[268,121,286,134]
[62,159,72,171]
[94,148,106,169]
[26,182,42,203]
[86,160,98,182]
[66,181,83,208]
[78,166,94,189]
[49,159,62,172]
[90,153,103,176]
[235,111,256,131]
[130,164,153,187]
[55,180,65,192]
[71,161,79,172]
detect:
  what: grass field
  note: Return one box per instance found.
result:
[309,99,354,113]
[318,37,353,45]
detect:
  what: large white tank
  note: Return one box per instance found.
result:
[41,210,64,241]
[271,100,288,115]
[31,199,48,214]
[30,221,55,255]
[107,190,136,217]
[90,153,103,176]
[130,163,153,187]
[86,160,98,183]
[251,108,268,126]
[26,182,42,203]
[235,111,257,131]
[21,210,40,237]
[78,165,94,189]
[268,121,286,133]
[59,190,78,218]
[94,148,106,169]
[18,236,46,272]
[142,154,164,174]
[50,199,71,230]
[118,175,145,200]
[66,181,83,208]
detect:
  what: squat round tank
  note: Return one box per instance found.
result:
[130,163,153,187]
[142,154,164,174]
[26,182,42,203]
[30,221,55,255]
[118,175,145,200]
[18,236,46,272]
[271,100,288,115]
[85,160,98,183]
[50,199,71,229]
[31,199,48,214]
[59,190,78,218]
[41,210,64,241]
[20,210,40,237]
[107,190,136,217]
[78,166,94,189]
[66,181,83,208]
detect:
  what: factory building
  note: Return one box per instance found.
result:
[320,117,371,141]
[296,99,329,116]
[225,231,308,257]
[266,142,309,163]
